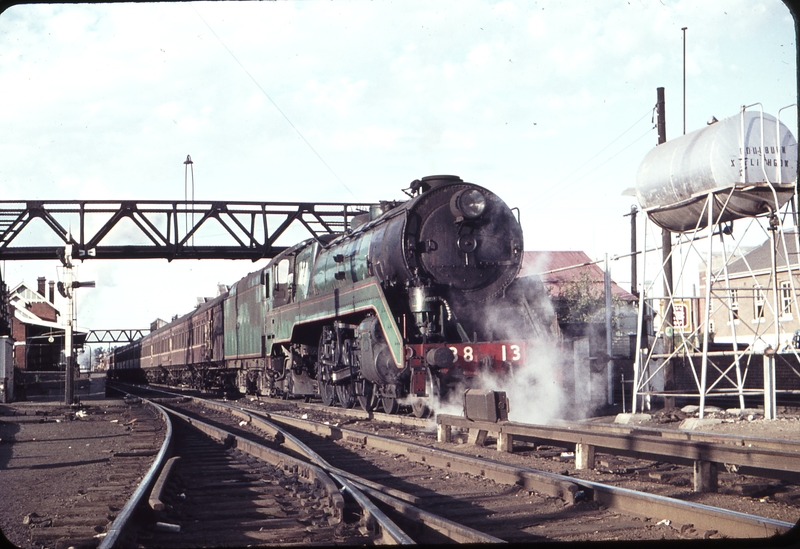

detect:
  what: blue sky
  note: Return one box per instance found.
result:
[0,0,796,330]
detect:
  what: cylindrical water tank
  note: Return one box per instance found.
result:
[636,110,797,232]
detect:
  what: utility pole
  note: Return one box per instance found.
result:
[625,205,639,297]
[682,27,688,135]
[657,87,675,410]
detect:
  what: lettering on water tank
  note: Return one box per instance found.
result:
[728,157,790,169]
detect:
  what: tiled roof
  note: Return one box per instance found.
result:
[727,232,800,276]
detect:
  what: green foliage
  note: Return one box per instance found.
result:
[556,271,617,324]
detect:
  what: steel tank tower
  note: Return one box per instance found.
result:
[632,102,798,418]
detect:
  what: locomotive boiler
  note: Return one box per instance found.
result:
[109,175,554,416]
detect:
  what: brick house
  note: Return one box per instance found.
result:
[9,277,85,371]
[701,232,800,352]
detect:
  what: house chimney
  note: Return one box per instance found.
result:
[49,281,55,304]
[37,277,46,297]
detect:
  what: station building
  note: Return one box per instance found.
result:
[4,277,87,400]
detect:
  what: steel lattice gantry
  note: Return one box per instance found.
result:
[0,200,377,261]
[85,329,150,344]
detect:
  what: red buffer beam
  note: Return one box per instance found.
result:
[0,200,376,261]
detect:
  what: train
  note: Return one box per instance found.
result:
[107,175,555,416]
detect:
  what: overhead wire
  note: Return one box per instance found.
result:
[523,109,654,209]
[191,6,357,199]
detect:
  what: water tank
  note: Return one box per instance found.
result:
[636,110,797,232]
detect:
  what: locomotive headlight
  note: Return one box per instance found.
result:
[450,189,487,221]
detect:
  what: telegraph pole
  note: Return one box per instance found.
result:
[657,87,675,409]
[682,27,688,135]
[625,205,639,297]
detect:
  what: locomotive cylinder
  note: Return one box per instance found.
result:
[636,110,797,232]
[356,316,403,385]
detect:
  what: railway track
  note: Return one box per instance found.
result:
[136,397,500,545]
[132,408,370,547]
[251,405,796,541]
[109,383,797,544]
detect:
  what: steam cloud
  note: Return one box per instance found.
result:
[420,251,609,425]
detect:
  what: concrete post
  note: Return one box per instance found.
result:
[693,460,718,493]
[437,422,451,443]
[575,443,595,470]
[496,431,513,453]
[467,429,488,446]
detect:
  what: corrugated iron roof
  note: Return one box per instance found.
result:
[520,251,637,301]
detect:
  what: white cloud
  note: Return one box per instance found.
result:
[527,12,547,38]
[0,0,795,330]
[467,43,493,67]
[330,126,402,150]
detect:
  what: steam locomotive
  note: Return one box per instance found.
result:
[108,175,554,416]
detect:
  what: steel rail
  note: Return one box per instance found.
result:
[157,405,347,524]
[438,414,800,481]
[196,397,503,544]
[99,399,172,549]
[172,404,412,544]
[262,411,797,539]
[578,476,794,539]
[143,391,416,543]
[150,398,419,545]
[193,398,420,503]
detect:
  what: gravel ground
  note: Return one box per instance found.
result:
[0,400,164,549]
[2,392,798,547]
[262,400,800,531]
[597,405,800,438]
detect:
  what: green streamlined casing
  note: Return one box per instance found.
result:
[264,277,405,368]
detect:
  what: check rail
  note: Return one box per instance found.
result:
[436,414,800,489]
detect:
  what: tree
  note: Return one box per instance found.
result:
[556,271,617,324]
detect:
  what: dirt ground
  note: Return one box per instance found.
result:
[0,400,163,549]
[2,395,799,547]
[610,404,800,438]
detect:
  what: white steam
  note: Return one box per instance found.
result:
[424,250,593,424]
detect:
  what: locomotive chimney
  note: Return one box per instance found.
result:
[420,175,463,192]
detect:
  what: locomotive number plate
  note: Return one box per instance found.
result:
[447,342,524,365]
